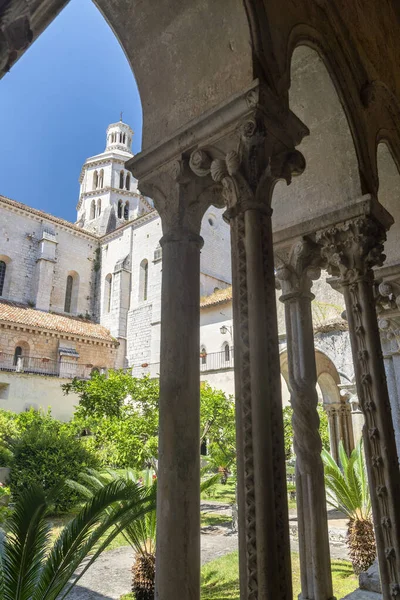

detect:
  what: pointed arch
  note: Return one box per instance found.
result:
[97,198,102,217]
[64,271,80,314]
[125,173,131,190]
[117,200,123,219]
[0,260,6,296]
[92,170,98,190]
[124,201,130,220]
[119,171,124,189]
[223,342,230,362]
[98,169,104,188]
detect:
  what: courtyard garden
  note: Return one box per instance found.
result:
[0,370,374,599]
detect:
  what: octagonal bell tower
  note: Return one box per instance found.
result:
[76,119,151,234]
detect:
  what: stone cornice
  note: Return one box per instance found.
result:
[79,155,133,183]
[273,194,393,251]
[0,195,98,241]
[127,79,307,180]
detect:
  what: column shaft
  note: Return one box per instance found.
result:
[343,277,400,596]
[279,256,334,600]
[230,206,292,599]
[155,233,202,600]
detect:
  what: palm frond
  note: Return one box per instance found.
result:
[32,479,155,600]
[322,440,371,522]
[2,485,51,600]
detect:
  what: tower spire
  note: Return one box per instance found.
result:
[120,111,123,122]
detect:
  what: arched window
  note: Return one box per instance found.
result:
[64,271,79,314]
[124,201,130,220]
[117,200,123,219]
[125,173,131,190]
[90,199,96,220]
[97,199,102,217]
[119,171,124,189]
[105,274,112,313]
[0,261,6,296]
[224,343,230,362]
[64,275,73,312]
[98,169,104,188]
[200,346,207,365]
[139,259,149,302]
[92,170,98,190]
[13,346,22,366]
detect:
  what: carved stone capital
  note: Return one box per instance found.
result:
[138,156,217,242]
[188,109,306,220]
[315,216,387,284]
[275,238,322,300]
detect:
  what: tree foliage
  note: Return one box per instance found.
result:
[64,372,236,472]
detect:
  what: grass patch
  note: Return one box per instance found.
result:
[120,551,357,599]
[201,480,236,504]
[48,514,130,553]
[201,512,232,528]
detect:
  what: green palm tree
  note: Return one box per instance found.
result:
[322,439,376,574]
[0,478,155,600]
[72,467,219,600]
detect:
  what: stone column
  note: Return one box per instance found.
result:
[379,317,400,459]
[136,159,214,600]
[277,240,334,600]
[325,404,339,462]
[189,101,308,597]
[317,215,400,597]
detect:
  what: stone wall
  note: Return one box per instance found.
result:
[0,199,98,317]
[0,371,80,421]
[0,325,118,369]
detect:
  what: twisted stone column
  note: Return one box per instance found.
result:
[277,240,335,600]
[189,95,309,598]
[317,215,400,599]
[137,159,215,600]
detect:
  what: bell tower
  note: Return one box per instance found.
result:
[76,119,151,234]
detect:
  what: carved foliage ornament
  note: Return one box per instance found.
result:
[189,117,306,217]
[316,217,387,284]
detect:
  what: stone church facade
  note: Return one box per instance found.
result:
[0,120,232,415]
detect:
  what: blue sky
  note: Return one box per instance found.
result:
[0,0,142,222]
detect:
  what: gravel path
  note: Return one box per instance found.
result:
[67,502,349,599]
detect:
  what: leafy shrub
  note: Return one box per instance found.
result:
[0,445,13,467]
[9,416,99,512]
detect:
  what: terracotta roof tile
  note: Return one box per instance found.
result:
[200,286,232,308]
[0,300,117,344]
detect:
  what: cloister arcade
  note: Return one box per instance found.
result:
[280,348,355,462]
[2,1,400,599]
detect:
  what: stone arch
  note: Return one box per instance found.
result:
[280,347,353,459]
[272,44,362,231]
[376,141,400,267]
